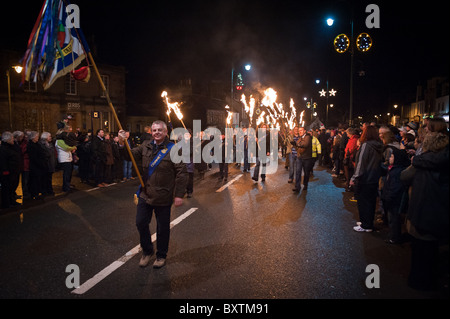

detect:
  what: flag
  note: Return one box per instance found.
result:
[21,0,90,90]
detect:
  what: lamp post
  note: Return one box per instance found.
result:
[318,77,337,128]
[6,65,23,130]
[327,11,372,126]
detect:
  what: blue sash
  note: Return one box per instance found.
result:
[136,142,175,197]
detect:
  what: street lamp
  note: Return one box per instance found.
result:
[326,18,334,26]
[6,65,23,130]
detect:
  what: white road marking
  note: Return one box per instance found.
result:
[71,207,198,295]
[85,183,117,192]
[216,174,243,193]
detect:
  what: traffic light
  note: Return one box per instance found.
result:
[236,85,243,91]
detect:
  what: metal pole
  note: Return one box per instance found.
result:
[230,63,234,124]
[326,78,329,127]
[6,70,12,130]
[349,18,354,126]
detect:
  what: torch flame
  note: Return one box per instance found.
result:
[161,91,183,120]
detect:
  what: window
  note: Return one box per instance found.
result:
[65,74,77,95]
[100,75,109,97]
[23,81,37,92]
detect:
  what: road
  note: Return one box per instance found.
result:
[0,158,447,303]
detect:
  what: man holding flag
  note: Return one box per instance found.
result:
[118,121,188,269]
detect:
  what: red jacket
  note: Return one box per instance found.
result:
[344,135,359,166]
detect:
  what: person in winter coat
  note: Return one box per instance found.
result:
[27,131,48,199]
[76,134,91,184]
[252,124,272,183]
[380,147,410,243]
[39,132,57,196]
[0,132,21,208]
[404,131,449,290]
[350,125,384,232]
[118,120,187,269]
[343,127,359,191]
[91,129,107,187]
[310,130,322,176]
[103,133,115,184]
[55,131,77,193]
[293,126,313,192]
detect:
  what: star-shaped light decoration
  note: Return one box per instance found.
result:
[329,89,337,96]
[319,89,327,97]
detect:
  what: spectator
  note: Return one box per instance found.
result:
[343,127,359,192]
[380,147,409,243]
[112,136,122,183]
[350,126,383,232]
[39,132,56,196]
[120,131,135,181]
[318,128,330,167]
[19,130,31,199]
[0,132,21,208]
[103,133,115,184]
[55,130,77,193]
[310,130,321,176]
[404,130,449,290]
[27,131,47,199]
[91,129,107,187]
[76,133,91,184]
[12,131,24,200]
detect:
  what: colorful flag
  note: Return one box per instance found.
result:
[21,0,90,90]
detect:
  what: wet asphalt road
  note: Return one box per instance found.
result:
[0,158,447,301]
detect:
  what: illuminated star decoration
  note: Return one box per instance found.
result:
[319,89,327,97]
[329,89,337,96]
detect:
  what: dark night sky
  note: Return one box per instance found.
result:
[2,0,449,120]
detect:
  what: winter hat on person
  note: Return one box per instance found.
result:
[407,122,418,130]
[56,121,66,129]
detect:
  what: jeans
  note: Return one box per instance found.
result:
[136,197,171,259]
[295,157,312,190]
[123,160,132,179]
[60,162,73,192]
[289,153,298,180]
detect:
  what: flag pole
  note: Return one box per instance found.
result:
[87,51,145,188]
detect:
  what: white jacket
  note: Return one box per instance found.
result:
[55,139,74,163]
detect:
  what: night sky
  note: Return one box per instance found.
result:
[2,0,449,122]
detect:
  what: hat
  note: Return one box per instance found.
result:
[56,121,66,129]
[407,122,418,130]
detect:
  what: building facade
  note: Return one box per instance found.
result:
[405,77,449,123]
[1,50,127,135]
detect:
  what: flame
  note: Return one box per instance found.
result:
[249,96,255,125]
[256,111,265,126]
[226,110,233,125]
[161,91,183,120]
[261,88,277,107]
